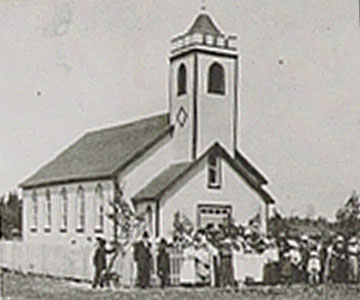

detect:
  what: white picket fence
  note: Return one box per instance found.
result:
[168,247,183,285]
[0,240,94,280]
[0,240,273,285]
[168,247,273,285]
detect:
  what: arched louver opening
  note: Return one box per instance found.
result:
[208,62,225,95]
[177,64,187,96]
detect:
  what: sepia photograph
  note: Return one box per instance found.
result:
[1,0,360,299]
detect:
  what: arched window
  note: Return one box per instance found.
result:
[177,64,187,96]
[208,62,225,95]
[60,188,68,232]
[44,189,52,231]
[76,186,85,232]
[31,190,38,231]
[94,184,104,233]
[146,205,153,235]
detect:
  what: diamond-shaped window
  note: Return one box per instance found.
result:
[176,106,188,127]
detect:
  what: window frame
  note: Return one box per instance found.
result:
[207,62,225,95]
[146,205,153,235]
[44,189,52,232]
[197,204,232,228]
[76,186,85,233]
[94,184,105,233]
[177,63,187,96]
[60,188,68,233]
[30,190,38,232]
[207,154,222,189]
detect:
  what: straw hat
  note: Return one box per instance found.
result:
[349,236,358,244]
[336,235,344,243]
[300,234,308,241]
[244,228,252,236]
[222,237,233,244]
[310,250,319,258]
[287,239,299,249]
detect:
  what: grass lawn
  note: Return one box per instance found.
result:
[1,270,360,300]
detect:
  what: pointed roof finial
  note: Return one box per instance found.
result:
[200,0,207,12]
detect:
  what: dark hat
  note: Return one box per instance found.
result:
[143,231,149,239]
[96,236,106,244]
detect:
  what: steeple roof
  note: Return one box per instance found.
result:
[187,13,222,36]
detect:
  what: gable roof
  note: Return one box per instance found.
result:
[132,143,275,205]
[20,113,172,189]
[235,150,268,185]
[188,13,222,36]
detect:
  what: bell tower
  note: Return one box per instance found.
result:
[169,12,240,161]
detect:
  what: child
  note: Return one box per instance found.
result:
[307,249,321,285]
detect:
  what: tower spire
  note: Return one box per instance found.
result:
[200,0,207,12]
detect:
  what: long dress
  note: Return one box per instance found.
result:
[219,243,235,287]
[134,240,152,288]
[180,246,196,285]
[112,246,136,288]
[195,246,212,285]
[157,248,170,287]
[331,244,347,283]
[347,243,359,283]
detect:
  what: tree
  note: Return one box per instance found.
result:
[0,192,22,239]
[104,182,146,282]
[107,182,145,245]
[267,208,289,238]
[335,190,360,238]
[172,211,194,241]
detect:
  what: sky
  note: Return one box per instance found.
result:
[1,0,360,218]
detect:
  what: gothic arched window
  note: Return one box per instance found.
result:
[177,64,187,96]
[31,190,38,231]
[146,205,153,235]
[60,188,68,232]
[208,62,225,95]
[44,189,52,231]
[94,184,104,233]
[76,186,85,232]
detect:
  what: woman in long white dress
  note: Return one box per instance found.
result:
[180,243,197,286]
[194,235,218,286]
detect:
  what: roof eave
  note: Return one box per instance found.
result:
[20,174,114,190]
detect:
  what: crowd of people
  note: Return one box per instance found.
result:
[91,226,360,289]
[273,233,360,285]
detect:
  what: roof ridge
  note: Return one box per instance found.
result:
[84,112,169,136]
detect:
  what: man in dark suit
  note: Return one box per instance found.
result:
[134,231,153,288]
[92,237,116,288]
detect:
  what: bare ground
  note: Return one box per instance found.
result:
[1,270,360,300]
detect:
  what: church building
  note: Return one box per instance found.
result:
[20,12,275,245]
